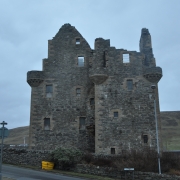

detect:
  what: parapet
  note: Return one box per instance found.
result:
[27,71,44,87]
[95,38,110,50]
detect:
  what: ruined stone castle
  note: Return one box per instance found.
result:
[27,23,162,154]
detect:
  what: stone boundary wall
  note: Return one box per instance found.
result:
[2,148,50,167]
[2,148,180,179]
[74,164,180,180]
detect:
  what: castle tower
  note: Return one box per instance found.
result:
[27,24,95,151]
[27,24,162,154]
[140,28,163,151]
[89,38,109,153]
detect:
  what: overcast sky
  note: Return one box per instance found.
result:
[0,0,180,129]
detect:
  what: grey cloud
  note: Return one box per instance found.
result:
[0,0,179,129]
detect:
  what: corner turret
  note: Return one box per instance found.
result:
[143,67,162,83]
[27,71,44,87]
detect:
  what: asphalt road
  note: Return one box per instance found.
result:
[2,165,86,180]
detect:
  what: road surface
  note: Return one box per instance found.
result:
[2,165,86,180]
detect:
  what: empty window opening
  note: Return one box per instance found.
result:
[76,88,81,96]
[90,98,95,105]
[114,112,118,118]
[111,148,115,154]
[76,38,80,44]
[46,85,53,98]
[143,135,148,144]
[44,118,50,130]
[79,117,85,130]
[123,54,130,63]
[127,80,133,91]
[78,56,84,67]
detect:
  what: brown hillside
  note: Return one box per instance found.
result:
[4,126,29,145]
[3,111,180,150]
[161,111,180,150]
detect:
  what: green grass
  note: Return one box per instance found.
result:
[163,137,180,150]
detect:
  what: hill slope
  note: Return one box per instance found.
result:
[4,126,29,145]
[161,111,180,150]
[3,111,180,150]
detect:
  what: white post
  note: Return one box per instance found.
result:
[154,96,161,174]
[23,137,26,146]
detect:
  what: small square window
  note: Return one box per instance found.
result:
[143,135,148,144]
[76,88,81,96]
[90,98,95,105]
[76,38,80,44]
[114,112,118,118]
[46,85,53,98]
[123,54,130,63]
[78,56,84,67]
[79,117,85,130]
[127,80,133,91]
[44,118,50,130]
[111,148,115,154]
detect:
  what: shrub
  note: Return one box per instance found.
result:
[51,147,83,170]
[82,149,180,173]
[168,169,180,176]
[114,149,158,172]
[161,152,180,172]
[93,157,114,167]
[82,153,93,164]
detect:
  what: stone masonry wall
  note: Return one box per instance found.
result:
[27,24,162,155]
[91,37,161,154]
[3,149,180,179]
[3,148,50,167]
[29,24,95,152]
